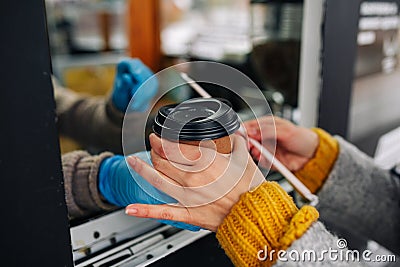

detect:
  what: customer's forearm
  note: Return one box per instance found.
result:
[62,150,116,219]
[57,93,122,152]
[316,137,400,254]
[54,82,123,153]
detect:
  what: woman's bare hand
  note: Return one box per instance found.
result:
[125,133,265,232]
[244,116,318,171]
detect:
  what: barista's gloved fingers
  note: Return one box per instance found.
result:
[126,155,185,201]
[150,133,215,165]
[129,77,158,112]
[114,73,133,97]
[125,203,193,225]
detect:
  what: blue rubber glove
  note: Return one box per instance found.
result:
[111,59,158,112]
[99,151,201,231]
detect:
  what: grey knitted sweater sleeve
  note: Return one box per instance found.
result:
[275,136,399,266]
[316,137,400,254]
[276,222,363,267]
[62,150,117,220]
[54,79,124,154]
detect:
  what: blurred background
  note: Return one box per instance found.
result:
[1,1,399,266]
[5,1,396,265]
[45,0,400,160]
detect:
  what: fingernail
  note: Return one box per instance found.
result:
[127,156,136,166]
[126,207,138,214]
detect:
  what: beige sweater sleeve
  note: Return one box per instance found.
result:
[53,78,124,154]
[62,150,117,220]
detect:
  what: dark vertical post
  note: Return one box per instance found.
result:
[318,0,361,137]
[0,1,73,266]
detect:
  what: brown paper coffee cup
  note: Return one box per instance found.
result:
[179,134,234,154]
[153,98,240,155]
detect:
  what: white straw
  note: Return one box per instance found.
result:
[180,73,212,98]
[180,72,319,206]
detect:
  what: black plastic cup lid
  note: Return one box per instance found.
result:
[153,98,240,141]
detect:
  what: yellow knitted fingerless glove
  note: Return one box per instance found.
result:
[216,182,319,267]
[294,128,339,193]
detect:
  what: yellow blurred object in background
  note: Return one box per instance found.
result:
[59,64,116,154]
[63,64,116,96]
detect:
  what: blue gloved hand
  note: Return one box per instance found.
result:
[111,59,158,112]
[99,151,201,231]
